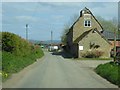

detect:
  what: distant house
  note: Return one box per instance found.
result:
[66,7,112,58]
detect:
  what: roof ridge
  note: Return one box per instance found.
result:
[93,29,112,45]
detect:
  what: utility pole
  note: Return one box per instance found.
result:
[114,28,116,62]
[26,24,28,40]
[51,31,53,46]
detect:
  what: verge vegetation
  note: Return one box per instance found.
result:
[95,62,120,87]
[81,50,104,58]
[1,32,44,81]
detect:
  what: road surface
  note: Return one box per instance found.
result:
[3,50,118,88]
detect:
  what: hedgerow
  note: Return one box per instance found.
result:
[1,32,44,81]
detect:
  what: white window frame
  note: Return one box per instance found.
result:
[84,20,91,27]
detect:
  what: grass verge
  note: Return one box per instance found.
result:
[95,61,120,87]
[2,47,44,82]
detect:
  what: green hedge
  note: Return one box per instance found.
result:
[1,32,44,81]
[95,62,120,87]
[2,32,32,56]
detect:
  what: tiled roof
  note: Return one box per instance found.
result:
[74,28,111,45]
[74,29,92,43]
[103,30,120,40]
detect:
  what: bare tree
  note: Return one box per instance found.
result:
[96,16,118,32]
[61,14,79,44]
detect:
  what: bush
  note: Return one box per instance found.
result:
[81,50,104,58]
[2,32,32,56]
[2,32,21,52]
[2,32,44,81]
[95,62,120,86]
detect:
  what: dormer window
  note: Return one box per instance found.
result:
[84,20,91,27]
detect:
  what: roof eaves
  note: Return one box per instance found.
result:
[87,8,103,30]
[95,29,112,45]
[74,29,93,43]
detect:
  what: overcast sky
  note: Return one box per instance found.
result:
[1,1,118,41]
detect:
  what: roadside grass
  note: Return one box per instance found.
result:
[95,61,120,87]
[0,51,1,82]
[75,58,112,60]
[2,48,44,82]
[0,51,2,70]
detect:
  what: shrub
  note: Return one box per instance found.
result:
[2,32,44,81]
[93,50,104,58]
[2,32,21,52]
[2,32,32,56]
[81,50,104,58]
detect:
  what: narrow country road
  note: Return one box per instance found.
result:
[3,50,118,88]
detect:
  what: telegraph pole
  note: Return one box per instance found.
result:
[26,24,28,40]
[51,31,53,46]
[114,28,116,62]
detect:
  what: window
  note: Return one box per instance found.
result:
[84,20,91,27]
[79,46,83,50]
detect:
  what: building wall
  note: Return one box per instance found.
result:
[66,29,74,54]
[67,28,73,47]
[78,31,111,58]
[66,29,79,57]
[73,14,102,42]
[66,8,111,58]
[71,43,78,58]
